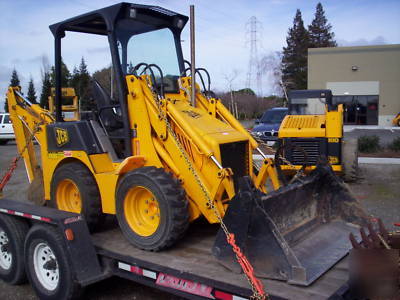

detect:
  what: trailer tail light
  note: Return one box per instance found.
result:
[65,228,74,241]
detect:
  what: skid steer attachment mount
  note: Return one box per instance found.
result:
[213,161,368,286]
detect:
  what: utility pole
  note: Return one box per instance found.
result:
[246,16,263,96]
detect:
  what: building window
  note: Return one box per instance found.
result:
[332,95,379,125]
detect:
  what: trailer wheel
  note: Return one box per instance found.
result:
[0,214,29,284]
[50,162,104,232]
[342,136,359,182]
[25,225,82,300]
[116,167,189,251]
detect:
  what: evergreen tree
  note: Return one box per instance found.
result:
[70,66,80,95]
[76,57,91,110]
[10,69,20,87]
[5,69,21,112]
[27,77,37,104]
[281,9,309,90]
[50,58,71,87]
[40,71,52,109]
[308,3,337,48]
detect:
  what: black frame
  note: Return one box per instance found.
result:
[49,2,188,157]
[288,89,334,114]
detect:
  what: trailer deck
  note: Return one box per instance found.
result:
[92,220,349,300]
[0,199,350,300]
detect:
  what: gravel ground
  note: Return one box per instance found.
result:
[0,142,399,299]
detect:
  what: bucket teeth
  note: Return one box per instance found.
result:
[212,161,368,286]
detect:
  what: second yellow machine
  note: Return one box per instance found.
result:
[7,3,367,285]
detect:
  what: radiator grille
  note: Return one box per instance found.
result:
[220,141,249,180]
[287,140,321,165]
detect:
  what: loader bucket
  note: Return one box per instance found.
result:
[212,161,368,286]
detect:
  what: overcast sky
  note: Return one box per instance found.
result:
[1,0,399,110]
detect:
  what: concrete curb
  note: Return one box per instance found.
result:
[252,155,400,165]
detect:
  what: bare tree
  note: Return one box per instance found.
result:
[260,51,284,97]
[222,69,239,114]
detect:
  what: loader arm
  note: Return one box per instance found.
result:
[6,87,54,186]
[125,74,280,223]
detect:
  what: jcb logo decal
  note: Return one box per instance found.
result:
[55,128,69,147]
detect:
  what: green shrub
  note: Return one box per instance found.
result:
[388,137,400,152]
[358,135,381,153]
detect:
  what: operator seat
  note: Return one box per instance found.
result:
[91,79,125,158]
[91,79,123,132]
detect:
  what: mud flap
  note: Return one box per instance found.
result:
[212,161,368,286]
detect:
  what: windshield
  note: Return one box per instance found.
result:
[261,110,287,123]
[116,20,181,93]
[290,98,326,115]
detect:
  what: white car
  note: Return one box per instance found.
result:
[0,113,15,145]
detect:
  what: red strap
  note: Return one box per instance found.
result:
[227,233,267,299]
[0,157,18,192]
[394,223,400,227]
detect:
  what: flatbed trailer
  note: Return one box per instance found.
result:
[0,198,350,300]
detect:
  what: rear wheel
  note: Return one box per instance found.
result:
[116,167,189,251]
[342,136,358,182]
[24,225,82,300]
[0,215,29,284]
[50,162,104,232]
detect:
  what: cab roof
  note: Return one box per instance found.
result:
[49,2,188,37]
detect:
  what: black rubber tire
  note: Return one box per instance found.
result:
[0,140,8,145]
[342,136,359,182]
[49,162,104,232]
[24,225,83,300]
[0,215,29,285]
[116,167,189,251]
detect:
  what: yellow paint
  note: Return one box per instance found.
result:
[124,186,160,236]
[56,179,82,213]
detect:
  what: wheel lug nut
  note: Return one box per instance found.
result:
[144,209,148,213]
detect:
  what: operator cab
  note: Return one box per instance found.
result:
[49,3,188,159]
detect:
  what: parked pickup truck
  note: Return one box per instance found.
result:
[0,113,15,145]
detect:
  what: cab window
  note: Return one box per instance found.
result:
[3,115,10,123]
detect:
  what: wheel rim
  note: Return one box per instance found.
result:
[33,242,59,291]
[124,186,160,236]
[56,179,82,213]
[0,228,12,270]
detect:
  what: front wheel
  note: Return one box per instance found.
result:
[116,167,189,251]
[24,225,83,300]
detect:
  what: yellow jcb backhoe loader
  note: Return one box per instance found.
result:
[6,2,368,286]
[48,87,80,121]
[278,90,359,182]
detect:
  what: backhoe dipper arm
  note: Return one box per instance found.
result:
[6,87,54,183]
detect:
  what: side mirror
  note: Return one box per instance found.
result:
[255,119,260,125]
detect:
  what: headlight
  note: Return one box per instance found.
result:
[254,131,263,136]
